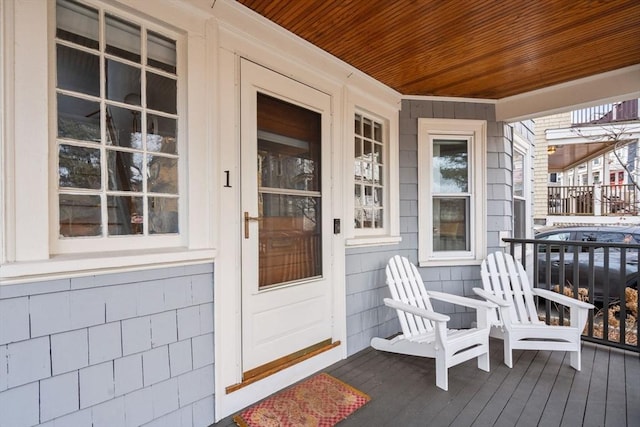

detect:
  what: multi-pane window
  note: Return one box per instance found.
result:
[55,0,179,240]
[354,113,385,231]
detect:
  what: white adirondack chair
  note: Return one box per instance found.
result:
[371,255,496,391]
[475,251,595,370]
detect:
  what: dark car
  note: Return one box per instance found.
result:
[534,226,640,301]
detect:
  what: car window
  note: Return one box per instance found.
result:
[595,232,625,243]
[539,232,571,241]
[537,231,572,253]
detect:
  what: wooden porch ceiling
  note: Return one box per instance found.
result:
[235,0,640,100]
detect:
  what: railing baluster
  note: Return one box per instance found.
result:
[502,237,639,353]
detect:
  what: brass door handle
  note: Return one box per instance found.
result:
[244,212,262,238]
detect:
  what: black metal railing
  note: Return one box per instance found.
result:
[504,237,640,353]
[548,184,638,216]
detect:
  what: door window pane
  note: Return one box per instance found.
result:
[257,94,322,288]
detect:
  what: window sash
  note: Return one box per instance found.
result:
[354,112,386,233]
[53,0,182,252]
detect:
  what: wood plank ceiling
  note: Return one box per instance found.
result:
[236,0,640,100]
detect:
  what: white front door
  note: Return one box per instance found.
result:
[240,59,334,378]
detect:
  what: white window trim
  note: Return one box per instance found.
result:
[0,0,215,283]
[344,88,401,247]
[513,132,532,239]
[418,118,486,266]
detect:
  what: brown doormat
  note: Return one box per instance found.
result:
[233,373,370,427]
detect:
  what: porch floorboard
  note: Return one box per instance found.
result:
[212,339,639,426]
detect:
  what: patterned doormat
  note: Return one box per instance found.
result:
[233,373,371,427]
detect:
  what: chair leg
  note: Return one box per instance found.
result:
[435,354,448,391]
[570,349,581,371]
[477,351,490,372]
[503,337,513,368]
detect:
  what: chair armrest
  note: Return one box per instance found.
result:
[472,288,511,307]
[427,291,497,310]
[383,298,450,323]
[531,288,595,310]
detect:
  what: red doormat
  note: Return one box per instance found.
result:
[233,373,370,427]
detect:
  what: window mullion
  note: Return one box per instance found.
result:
[99,6,108,238]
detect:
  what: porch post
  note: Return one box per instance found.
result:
[593,184,602,216]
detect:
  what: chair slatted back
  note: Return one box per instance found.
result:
[481,251,541,325]
[386,255,435,338]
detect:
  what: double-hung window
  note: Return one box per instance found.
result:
[54,0,181,252]
[513,148,526,238]
[418,119,486,265]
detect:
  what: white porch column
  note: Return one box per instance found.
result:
[603,152,610,185]
[594,184,602,216]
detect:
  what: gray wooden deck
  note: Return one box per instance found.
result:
[212,339,639,426]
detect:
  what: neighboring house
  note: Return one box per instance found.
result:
[533,100,640,228]
[0,1,638,427]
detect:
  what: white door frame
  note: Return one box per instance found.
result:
[214,49,346,421]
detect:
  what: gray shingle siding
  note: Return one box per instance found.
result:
[345,99,513,356]
[0,264,214,426]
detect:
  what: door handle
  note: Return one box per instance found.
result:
[244,211,262,238]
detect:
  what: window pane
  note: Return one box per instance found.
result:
[514,150,524,198]
[147,114,177,154]
[56,0,99,49]
[363,117,372,138]
[374,122,382,142]
[107,195,143,235]
[107,150,143,192]
[433,139,468,193]
[149,197,179,234]
[59,144,101,189]
[105,14,141,63]
[148,156,178,194]
[57,94,101,142]
[433,197,469,251]
[374,209,383,228]
[105,59,141,104]
[59,194,101,237]
[106,104,141,148]
[57,45,100,96]
[374,143,383,164]
[146,72,177,114]
[514,199,526,239]
[354,114,361,134]
[354,137,362,159]
[148,31,176,73]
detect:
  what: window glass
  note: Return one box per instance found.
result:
[432,137,470,253]
[354,112,385,231]
[433,198,468,251]
[55,0,179,239]
[513,148,526,238]
[433,139,468,193]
